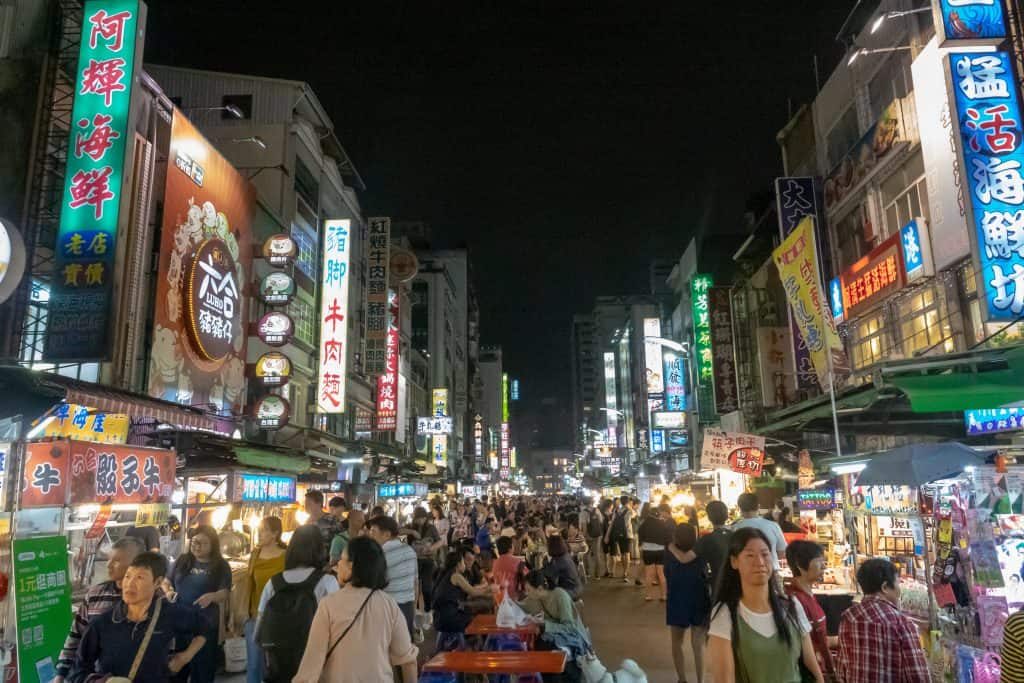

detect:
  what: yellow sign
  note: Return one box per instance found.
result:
[510,447,517,469]
[432,434,448,467]
[431,388,449,417]
[135,503,170,527]
[39,403,129,444]
[771,216,847,390]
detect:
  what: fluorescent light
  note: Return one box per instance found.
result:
[340,458,363,464]
[870,14,886,34]
[26,416,54,440]
[831,462,867,475]
[847,48,863,66]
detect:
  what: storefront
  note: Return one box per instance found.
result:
[374,482,429,524]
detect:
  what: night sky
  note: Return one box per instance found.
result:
[145,2,856,423]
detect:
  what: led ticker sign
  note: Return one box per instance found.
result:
[965,408,1024,435]
[377,482,428,498]
[798,489,837,511]
[46,0,144,360]
[317,219,351,413]
[948,49,1024,322]
[838,232,905,320]
[239,473,295,504]
[691,274,713,385]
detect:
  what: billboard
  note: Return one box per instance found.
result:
[375,289,400,431]
[708,286,737,414]
[947,49,1024,322]
[46,0,146,360]
[316,219,352,412]
[643,317,664,394]
[364,217,391,375]
[148,112,254,415]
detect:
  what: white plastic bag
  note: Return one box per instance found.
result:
[496,593,532,628]
[223,636,247,673]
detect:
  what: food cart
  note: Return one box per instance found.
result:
[374,482,429,525]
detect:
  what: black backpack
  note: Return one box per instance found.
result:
[586,512,603,538]
[256,570,323,683]
[610,509,628,538]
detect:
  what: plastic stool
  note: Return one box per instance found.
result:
[484,633,526,651]
[418,673,458,683]
[434,631,467,652]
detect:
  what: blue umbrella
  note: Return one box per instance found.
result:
[852,442,989,488]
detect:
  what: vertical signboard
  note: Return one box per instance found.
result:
[775,176,825,393]
[500,422,510,479]
[708,287,738,414]
[662,352,687,412]
[375,289,399,431]
[931,0,1007,48]
[149,112,255,415]
[46,0,145,360]
[432,434,448,468]
[474,415,484,464]
[603,351,618,434]
[364,217,391,375]
[317,219,352,412]
[772,216,848,390]
[511,379,520,401]
[432,388,449,417]
[756,327,794,409]
[691,275,713,385]
[502,373,510,422]
[396,373,407,443]
[948,49,1024,322]
[643,317,664,395]
[14,535,72,682]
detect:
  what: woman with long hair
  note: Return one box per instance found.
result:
[665,522,710,683]
[293,536,418,682]
[519,570,589,682]
[243,517,287,683]
[638,505,673,601]
[543,534,582,600]
[168,525,232,683]
[432,546,496,636]
[707,528,823,683]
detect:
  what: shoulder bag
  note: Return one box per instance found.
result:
[323,589,377,662]
[107,597,163,683]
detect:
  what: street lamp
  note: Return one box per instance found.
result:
[644,336,688,354]
[231,136,267,150]
[184,104,244,119]
[871,7,930,34]
[847,44,913,66]
[598,407,624,417]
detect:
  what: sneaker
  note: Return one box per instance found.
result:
[623,577,631,584]
[634,579,643,586]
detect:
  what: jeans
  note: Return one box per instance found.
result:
[399,601,415,638]
[244,618,263,683]
[188,621,220,683]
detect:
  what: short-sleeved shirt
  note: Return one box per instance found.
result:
[708,599,811,640]
[172,557,231,625]
[381,539,418,605]
[126,525,161,551]
[731,517,788,570]
[695,527,732,590]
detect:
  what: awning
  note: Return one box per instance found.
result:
[0,365,221,432]
[757,386,880,435]
[882,344,1024,412]
[235,447,311,474]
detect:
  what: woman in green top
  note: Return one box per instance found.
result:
[519,570,590,680]
[707,528,823,683]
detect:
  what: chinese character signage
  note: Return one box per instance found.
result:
[500,422,510,479]
[651,429,665,453]
[900,219,933,282]
[643,317,664,395]
[965,407,1024,435]
[511,379,520,401]
[691,274,713,385]
[838,231,906,319]
[603,352,618,429]
[45,0,145,360]
[377,482,428,498]
[932,0,1007,48]
[418,416,453,434]
[708,287,737,414]
[254,395,290,430]
[237,473,295,504]
[375,289,400,431]
[829,277,845,323]
[756,327,793,409]
[474,415,484,463]
[700,428,765,473]
[432,388,449,417]
[262,233,297,267]
[772,217,847,391]
[317,219,352,413]
[364,217,391,375]
[432,434,448,468]
[22,440,175,507]
[652,411,687,429]
[255,352,292,387]
[257,311,294,347]
[149,112,254,415]
[948,49,1024,322]
[663,352,687,412]
[798,489,837,511]
[502,373,510,421]
[259,271,296,306]
[14,535,72,683]
[38,403,129,444]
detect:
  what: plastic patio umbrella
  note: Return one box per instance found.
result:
[852,442,989,488]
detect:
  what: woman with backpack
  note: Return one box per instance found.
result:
[256,525,339,683]
[167,525,232,683]
[707,527,823,683]
[243,517,287,683]
[293,536,419,682]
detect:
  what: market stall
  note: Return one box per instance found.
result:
[374,482,429,525]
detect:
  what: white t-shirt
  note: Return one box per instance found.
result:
[708,599,811,640]
[731,517,788,569]
[257,567,339,617]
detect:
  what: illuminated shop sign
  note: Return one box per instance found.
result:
[364,217,391,375]
[708,287,737,414]
[502,373,510,421]
[375,289,400,431]
[900,219,933,283]
[838,232,905,320]
[933,0,1007,47]
[317,219,351,412]
[651,429,665,453]
[418,416,453,434]
[377,482,428,498]
[432,388,449,417]
[239,473,295,503]
[798,488,836,511]
[965,408,1024,435]
[691,274,713,385]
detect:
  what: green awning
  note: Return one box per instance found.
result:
[757,386,879,435]
[234,447,311,474]
[885,346,1024,412]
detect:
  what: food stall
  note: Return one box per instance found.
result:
[374,482,429,525]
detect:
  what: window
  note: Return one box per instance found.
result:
[294,157,319,211]
[834,202,872,273]
[867,54,910,125]
[221,94,253,120]
[19,280,99,381]
[881,152,929,236]
[960,261,987,346]
[851,313,888,369]
[826,105,861,171]
[288,296,316,347]
[291,217,317,280]
[896,286,953,357]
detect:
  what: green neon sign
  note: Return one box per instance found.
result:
[691,274,713,385]
[45,0,143,360]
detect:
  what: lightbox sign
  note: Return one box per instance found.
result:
[691,274,713,385]
[500,422,510,479]
[432,388,449,417]
[375,289,399,431]
[418,416,453,435]
[838,231,906,320]
[965,408,1024,435]
[798,488,836,511]
[932,0,1007,47]
[948,50,1024,322]
[502,373,510,421]
[511,379,520,401]
[708,286,737,414]
[432,434,448,468]
[316,219,351,413]
[364,217,391,375]
[663,353,687,412]
[377,482,428,498]
[239,473,295,504]
[652,411,687,429]
[829,277,845,323]
[474,415,484,462]
[900,219,933,283]
[650,429,665,453]
[603,352,618,428]
[643,318,664,395]
[46,0,144,360]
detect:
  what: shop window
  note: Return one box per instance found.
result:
[291,217,317,281]
[881,152,929,235]
[896,286,953,357]
[851,313,888,369]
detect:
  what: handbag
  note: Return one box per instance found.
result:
[323,589,376,662]
[107,597,163,683]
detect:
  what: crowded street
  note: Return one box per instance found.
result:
[5,0,1024,681]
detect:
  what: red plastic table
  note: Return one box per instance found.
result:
[422,650,567,675]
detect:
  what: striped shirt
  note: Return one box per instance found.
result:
[1002,611,1024,682]
[57,580,122,676]
[382,539,418,605]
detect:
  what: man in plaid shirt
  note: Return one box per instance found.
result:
[55,537,145,681]
[837,558,931,683]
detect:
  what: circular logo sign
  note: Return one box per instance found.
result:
[262,234,297,267]
[255,352,292,386]
[0,218,26,305]
[259,271,296,306]
[257,311,294,347]
[254,394,290,430]
[389,247,419,283]
[185,238,240,362]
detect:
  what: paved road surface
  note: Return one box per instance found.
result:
[218,574,697,682]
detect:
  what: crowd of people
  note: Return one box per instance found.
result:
[49,488,1024,682]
